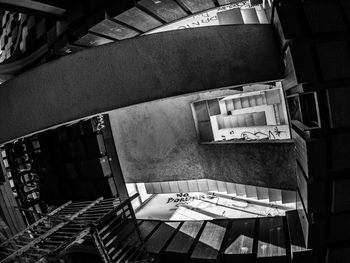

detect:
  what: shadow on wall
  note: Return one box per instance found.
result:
[109,89,296,190]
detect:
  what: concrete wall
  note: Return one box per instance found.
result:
[110,89,296,190]
[0,25,283,144]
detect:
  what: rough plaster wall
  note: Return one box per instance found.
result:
[110,90,296,190]
[0,25,283,144]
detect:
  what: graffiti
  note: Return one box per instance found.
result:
[273,126,286,137]
[240,131,275,141]
[239,127,287,140]
[96,115,105,131]
[147,1,251,34]
[217,1,249,11]
[167,193,214,206]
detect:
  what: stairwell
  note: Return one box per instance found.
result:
[143,180,296,205]
[129,210,309,263]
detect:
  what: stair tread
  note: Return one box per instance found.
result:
[241,8,260,24]
[281,190,296,204]
[235,184,246,196]
[237,114,246,127]
[165,221,204,254]
[152,182,162,194]
[160,182,171,193]
[245,185,258,198]
[207,180,218,191]
[225,100,234,112]
[268,189,282,202]
[144,222,181,254]
[256,187,269,200]
[217,181,227,192]
[256,95,264,105]
[245,113,255,127]
[252,112,267,126]
[257,217,286,259]
[221,218,256,256]
[191,221,228,260]
[233,98,242,109]
[197,179,209,192]
[188,180,199,192]
[249,96,257,107]
[229,115,239,128]
[226,183,236,195]
[241,97,250,108]
[285,210,308,254]
[103,220,135,249]
[139,220,161,241]
[169,181,180,193]
[178,181,190,193]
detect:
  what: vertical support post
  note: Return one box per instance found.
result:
[102,114,129,201]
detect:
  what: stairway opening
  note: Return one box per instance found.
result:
[191,82,292,143]
[126,180,296,221]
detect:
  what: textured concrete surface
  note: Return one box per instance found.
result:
[110,90,296,190]
[0,25,283,144]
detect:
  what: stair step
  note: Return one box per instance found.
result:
[160,182,171,193]
[225,100,234,112]
[152,182,162,194]
[145,183,154,194]
[220,218,256,263]
[241,97,250,108]
[281,190,296,204]
[223,117,231,128]
[191,221,228,262]
[144,222,181,255]
[217,7,244,25]
[286,210,310,260]
[164,221,204,262]
[245,113,255,127]
[235,184,246,197]
[241,8,260,24]
[245,185,258,198]
[237,114,247,127]
[268,189,282,202]
[217,115,225,129]
[169,181,180,193]
[292,249,323,263]
[178,181,190,193]
[233,98,242,109]
[249,96,257,107]
[139,221,161,241]
[109,229,140,261]
[256,187,269,200]
[103,220,135,249]
[252,112,267,126]
[256,95,264,105]
[226,183,236,195]
[207,180,218,191]
[188,180,199,192]
[197,179,209,192]
[217,181,227,193]
[229,115,239,128]
[257,217,287,262]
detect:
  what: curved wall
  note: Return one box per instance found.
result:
[0,25,283,144]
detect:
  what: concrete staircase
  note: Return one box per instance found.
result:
[217,111,268,129]
[223,94,267,112]
[144,180,296,205]
[134,210,310,263]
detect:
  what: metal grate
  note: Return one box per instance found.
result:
[0,194,143,263]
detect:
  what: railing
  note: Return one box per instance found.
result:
[0,194,144,263]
